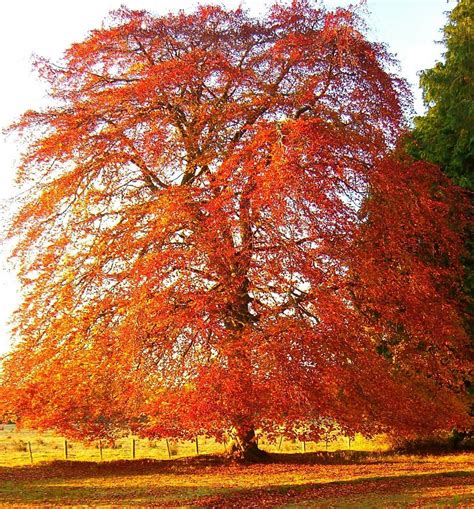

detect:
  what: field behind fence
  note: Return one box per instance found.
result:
[0,424,390,466]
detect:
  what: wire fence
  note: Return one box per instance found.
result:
[0,425,389,466]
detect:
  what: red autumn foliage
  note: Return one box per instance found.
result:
[0,1,471,453]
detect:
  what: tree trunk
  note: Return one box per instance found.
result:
[228,426,269,462]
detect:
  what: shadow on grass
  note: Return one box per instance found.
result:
[193,471,474,508]
[0,481,233,506]
[0,450,472,481]
[0,455,225,481]
[0,453,363,483]
[268,451,389,465]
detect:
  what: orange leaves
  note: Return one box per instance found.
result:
[0,0,471,445]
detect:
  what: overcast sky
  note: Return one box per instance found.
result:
[0,0,454,354]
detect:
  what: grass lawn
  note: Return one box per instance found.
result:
[0,452,472,507]
[0,424,389,466]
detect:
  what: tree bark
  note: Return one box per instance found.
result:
[228,426,269,462]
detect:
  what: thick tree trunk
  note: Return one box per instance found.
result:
[228,426,269,462]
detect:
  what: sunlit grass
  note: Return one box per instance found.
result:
[0,424,389,466]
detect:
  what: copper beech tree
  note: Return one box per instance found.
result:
[1,1,472,459]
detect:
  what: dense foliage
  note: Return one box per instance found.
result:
[411,0,473,190]
[410,0,473,340]
[0,1,471,457]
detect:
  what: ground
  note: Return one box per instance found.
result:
[0,427,472,507]
[0,453,472,507]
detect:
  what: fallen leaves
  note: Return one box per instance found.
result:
[0,453,472,507]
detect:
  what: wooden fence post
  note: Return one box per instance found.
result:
[28,441,33,464]
[64,440,68,460]
[132,438,136,459]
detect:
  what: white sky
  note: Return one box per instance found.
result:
[0,0,454,354]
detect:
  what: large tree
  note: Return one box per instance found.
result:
[1,1,471,459]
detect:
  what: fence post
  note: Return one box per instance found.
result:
[28,441,33,464]
[278,435,283,451]
[64,440,68,460]
[195,436,199,455]
[166,439,171,459]
[132,438,136,459]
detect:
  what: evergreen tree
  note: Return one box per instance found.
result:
[411,0,473,340]
[412,0,473,189]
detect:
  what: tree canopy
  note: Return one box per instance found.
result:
[0,1,471,457]
[410,0,473,339]
[411,0,473,190]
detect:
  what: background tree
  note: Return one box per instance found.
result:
[411,0,473,190]
[0,1,471,459]
[410,0,473,338]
